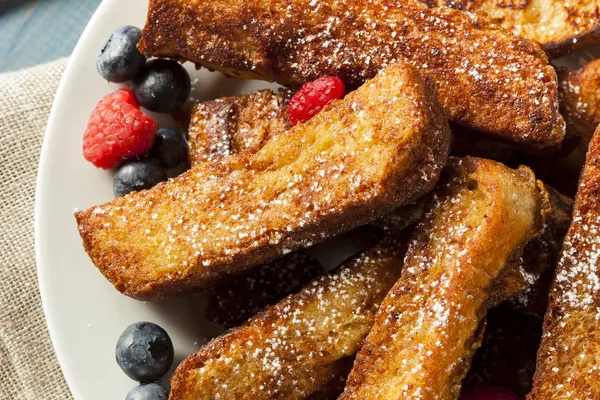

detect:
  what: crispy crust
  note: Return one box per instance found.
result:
[169,233,409,399]
[425,0,600,58]
[528,126,600,399]
[139,0,564,149]
[340,157,546,399]
[76,63,451,300]
[204,251,322,329]
[188,89,293,167]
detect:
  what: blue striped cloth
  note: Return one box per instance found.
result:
[0,0,102,72]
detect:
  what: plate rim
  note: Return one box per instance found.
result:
[34,0,118,398]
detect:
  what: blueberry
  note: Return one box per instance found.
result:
[132,59,191,113]
[150,128,188,169]
[125,383,168,400]
[116,322,174,383]
[97,26,146,83]
[114,161,167,198]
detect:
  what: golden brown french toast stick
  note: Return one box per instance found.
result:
[528,127,600,399]
[76,62,450,300]
[187,86,571,304]
[190,93,571,306]
[340,157,546,400]
[424,0,600,58]
[169,234,409,399]
[139,0,564,149]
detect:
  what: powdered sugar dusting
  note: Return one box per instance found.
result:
[555,213,600,310]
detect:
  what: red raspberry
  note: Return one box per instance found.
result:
[461,386,521,400]
[289,76,346,126]
[83,88,157,169]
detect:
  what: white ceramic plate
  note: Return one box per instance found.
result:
[34,0,600,398]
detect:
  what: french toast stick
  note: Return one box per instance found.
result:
[423,0,600,58]
[187,90,572,306]
[528,126,600,399]
[169,233,410,399]
[76,62,451,301]
[204,251,322,329]
[139,0,564,149]
[339,157,547,400]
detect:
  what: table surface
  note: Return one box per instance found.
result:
[0,0,102,72]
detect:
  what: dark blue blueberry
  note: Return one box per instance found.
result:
[132,59,191,113]
[113,161,167,198]
[125,383,168,400]
[150,128,188,169]
[97,26,146,83]
[116,322,174,383]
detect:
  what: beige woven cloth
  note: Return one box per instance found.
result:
[0,59,73,400]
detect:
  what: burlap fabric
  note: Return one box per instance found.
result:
[0,59,72,399]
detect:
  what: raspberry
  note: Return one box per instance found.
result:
[460,386,521,400]
[83,89,157,169]
[289,76,346,126]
